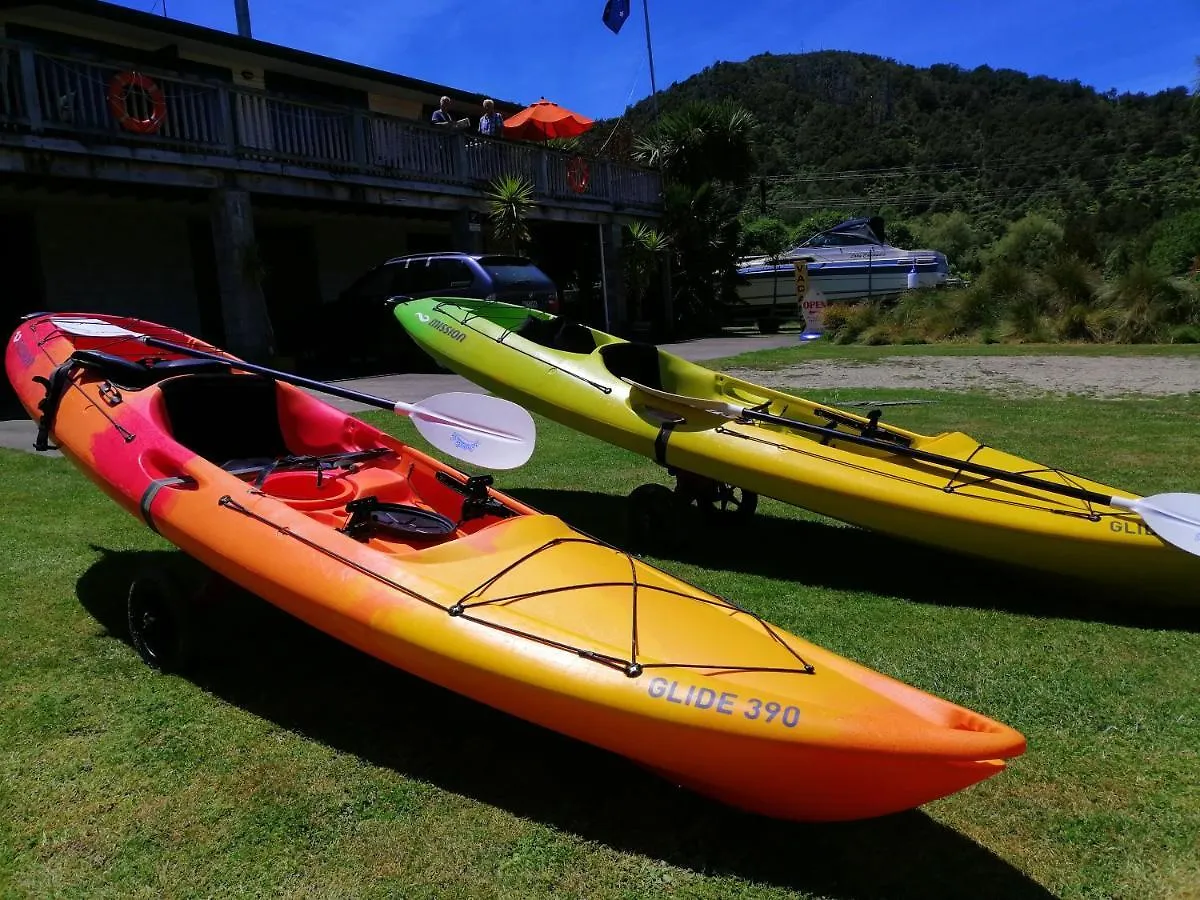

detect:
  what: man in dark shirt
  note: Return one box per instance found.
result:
[431,95,454,126]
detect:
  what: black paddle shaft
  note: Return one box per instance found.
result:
[142,336,396,413]
[734,405,1118,508]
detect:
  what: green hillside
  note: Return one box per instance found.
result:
[592,51,1199,243]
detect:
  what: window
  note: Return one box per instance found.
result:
[344,265,395,300]
[480,261,555,290]
[405,259,438,293]
[387,262,413,295]
[427,258,476,290]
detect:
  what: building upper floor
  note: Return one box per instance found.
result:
[0,0,662,217]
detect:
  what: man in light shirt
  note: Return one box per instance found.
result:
[478,99,504,137]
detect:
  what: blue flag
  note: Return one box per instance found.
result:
[602,0,630,34]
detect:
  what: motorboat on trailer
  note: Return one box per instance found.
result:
[731,217,950,330]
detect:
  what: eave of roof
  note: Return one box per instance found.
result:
[0,0,525,111]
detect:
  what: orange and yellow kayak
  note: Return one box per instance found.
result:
[5,312,1025,822]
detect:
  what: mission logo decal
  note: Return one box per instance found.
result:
[415,311,466,343]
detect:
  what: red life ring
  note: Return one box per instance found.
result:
[566,156,590,194]
[107,71,167,135]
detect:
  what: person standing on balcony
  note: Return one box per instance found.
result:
[432,96,455,126]
[478,99,504,137]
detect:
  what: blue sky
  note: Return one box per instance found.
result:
[127,0,1196,117]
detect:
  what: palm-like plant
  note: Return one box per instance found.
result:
[661,181,743,333]
[633,100,757,188]
[484,174,535,253]
[625,221,671,323]
[629,99,758,336]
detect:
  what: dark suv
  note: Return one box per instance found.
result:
[330,251,559,372]
[340,252,560,312]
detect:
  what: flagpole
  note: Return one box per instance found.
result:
[598,223,611,332]
[641,0,659,115]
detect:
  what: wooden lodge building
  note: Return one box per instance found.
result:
[0,0,661,365]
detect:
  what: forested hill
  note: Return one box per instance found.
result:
[595,51,1199,237]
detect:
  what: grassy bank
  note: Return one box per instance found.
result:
[1,387,1198,899]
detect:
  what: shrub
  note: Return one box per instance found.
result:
[1168,323,1200,343]
[819,301,852,339]
[1103,244,1135,279]
[1000,295,1052,342]
[858,323,894,345]
[916,211,984,274]
[785,209,847,243]
[1099,264,1187,342]
[740,217,792,257]
[1083,305,1122,343]
[832,302,879,344]
[1041,255,1100,314]
[1148,209,1200,275]
[986,213,1065,270]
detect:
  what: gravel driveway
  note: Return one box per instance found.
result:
[725,355,1200,398]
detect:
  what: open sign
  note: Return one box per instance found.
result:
[801,297,827,333]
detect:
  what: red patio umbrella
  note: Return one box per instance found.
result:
[502,98,594,141]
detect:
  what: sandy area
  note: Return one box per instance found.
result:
[725,355,1200,398]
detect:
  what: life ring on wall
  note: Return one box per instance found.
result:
[107,71,167,135]
[566,156,590,194]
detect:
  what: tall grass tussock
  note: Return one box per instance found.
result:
[821,260,1200,347]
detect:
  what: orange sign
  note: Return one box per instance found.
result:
[792,261,809,299]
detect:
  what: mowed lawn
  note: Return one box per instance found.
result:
[1,348,1198,899]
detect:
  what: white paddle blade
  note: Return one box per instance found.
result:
[406,392,536,470]
[1122,494,1200,557]
[50,317,141,339]
[620,378,742,418]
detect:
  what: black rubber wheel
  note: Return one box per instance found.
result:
[127,567,197,674]
[708,483,759,519]
[628,483,686,555]
[673,474,758,520]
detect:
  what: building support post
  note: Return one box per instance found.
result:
[209,187,273,360]
[601,221,627,332]
[659,255,673,339]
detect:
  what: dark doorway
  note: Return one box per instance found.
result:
[256,225,322,366]
[0,211,44,417]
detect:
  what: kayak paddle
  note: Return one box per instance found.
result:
[623,378,1200,557]
[48,317,536,470]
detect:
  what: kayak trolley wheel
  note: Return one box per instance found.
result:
[672,471,758,520]
[126,565,198,674]
[707,482,758,518]
[628,483,686,555]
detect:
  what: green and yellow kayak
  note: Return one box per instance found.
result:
[393,298,1198,603]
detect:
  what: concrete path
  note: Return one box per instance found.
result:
[0,329,801,452]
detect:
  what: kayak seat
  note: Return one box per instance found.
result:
[515,315,597,355]
[70,349,230,389]
[157,373,291,468]
[598,342,664,391]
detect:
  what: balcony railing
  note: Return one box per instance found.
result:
[0,41,662,210]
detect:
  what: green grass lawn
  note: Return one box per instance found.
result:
[1,381,1198,899]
